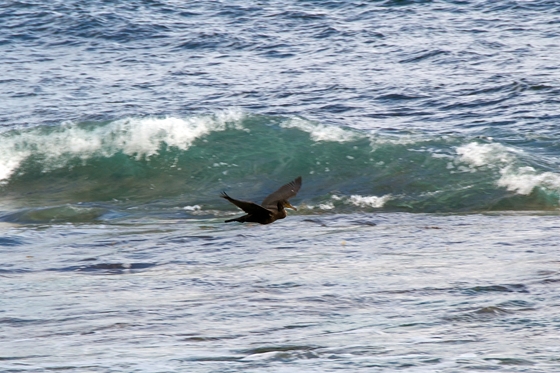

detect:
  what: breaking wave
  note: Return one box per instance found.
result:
[2,112,560,222]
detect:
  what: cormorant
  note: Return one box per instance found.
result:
[221,176,302,224]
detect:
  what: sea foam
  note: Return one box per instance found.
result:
[456,142,560,196]
[498,166,560,195]
[455,142,514,169]
[348,194,392,208]
[0,111,244,184]
[329,194,392,209]
[280,117,360,143]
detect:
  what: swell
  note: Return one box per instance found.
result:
[1,112,560,222]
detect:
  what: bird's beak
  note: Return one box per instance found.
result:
[285,201,297,210]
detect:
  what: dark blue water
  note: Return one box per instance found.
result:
[3,1,560,130]
[2,1,560,372]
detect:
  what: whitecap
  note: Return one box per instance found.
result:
[0,110,245,183]
[348,194,392,208]
[497,166,560,195]
[455,142,514,169]
[280,117,359,143]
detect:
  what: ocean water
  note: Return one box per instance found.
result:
[2,1,560,372]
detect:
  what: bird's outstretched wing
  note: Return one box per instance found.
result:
[261,176,302,208]
[221,192,272,215]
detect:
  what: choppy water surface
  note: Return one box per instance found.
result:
[2,0,560,371]
[2,214,560,372]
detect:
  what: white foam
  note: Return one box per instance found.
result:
[0,110,244,183]
[497,166,560,195]
[302,201,335,210]
[369,135,427,148]
[280,117,359,142]
[456,142,560,196]
[455,142,514,169]
[348,194,392,208]
[108,109,244,159]
[318,202,335,210]
[0,149,28,183]
[306,194,391,210]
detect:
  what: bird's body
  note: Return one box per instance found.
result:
[221,176,302,224]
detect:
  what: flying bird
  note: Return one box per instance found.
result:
[221,176,302,224]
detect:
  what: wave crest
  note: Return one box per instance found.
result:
[2,113,560,216]
[0,110,244,183]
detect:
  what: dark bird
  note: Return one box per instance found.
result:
[221,176,302,224]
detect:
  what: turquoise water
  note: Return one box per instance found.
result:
[2,0,560,372]
[2,112,560,224]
